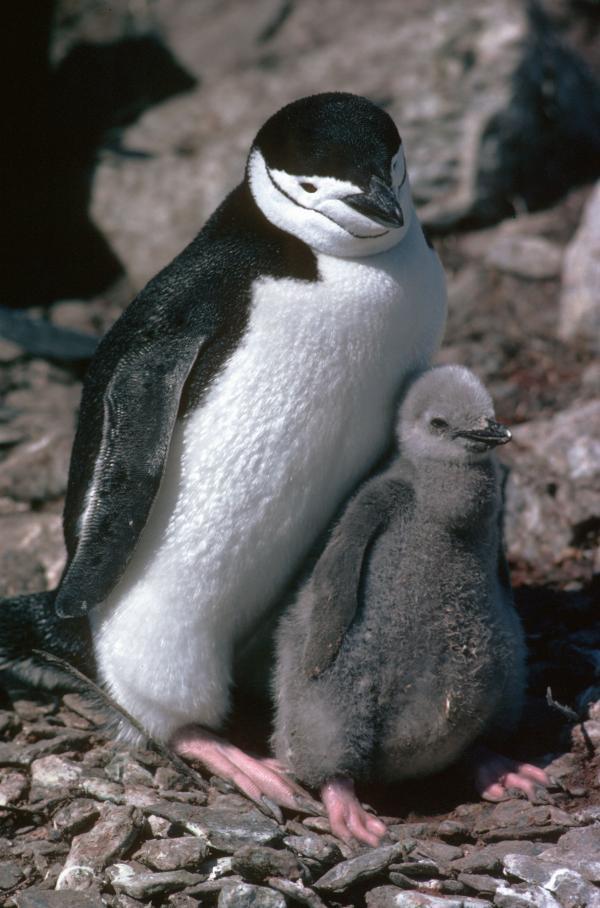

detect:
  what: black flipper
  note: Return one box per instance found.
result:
[56,326,207,617]
[302,478,410,678]
[0,591,93,689]
[55,180,317,619]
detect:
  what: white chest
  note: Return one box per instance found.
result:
[94,223,446,739]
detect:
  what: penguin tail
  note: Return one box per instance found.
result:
[0,590,94,692]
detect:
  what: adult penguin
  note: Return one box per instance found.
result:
[0,93,446,812]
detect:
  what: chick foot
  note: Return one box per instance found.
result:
[170,725,321,820]
[321,775,387,847]
[470,744,550,801]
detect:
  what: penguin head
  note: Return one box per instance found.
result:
[247,93,412,257]
[398,366,512,463]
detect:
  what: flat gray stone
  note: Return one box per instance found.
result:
[218,881,286,907]
[267,876,327,908]
[52,798,101,836]
[494,882,562,907]
[64,804,144,873]
[314,841,406,892]
[231,844,303,882]
[106,863,205,899]
[135,835,208,871]
[486,235,563,280]
[458,873,499,895]
[14,891,105,908]
[143,801,281,852]
[451,841,548,875]
[538,826,600,882]
[0,860,24,890]
[283,834,342,868]
[559,180,600,347]
[366,886,489,907]
[30,755,83,788]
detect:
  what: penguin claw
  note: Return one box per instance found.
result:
[170,724,316,818]
[470,745,550,802]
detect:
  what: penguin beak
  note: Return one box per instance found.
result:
[344,176,404,229]
[455,419,512,447]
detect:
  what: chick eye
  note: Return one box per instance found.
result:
[430,418,448,430]
[300,182,317,193]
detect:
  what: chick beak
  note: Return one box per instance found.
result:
[455,419,512,447]
[344,175,404,229]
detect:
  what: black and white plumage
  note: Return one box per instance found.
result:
[1,94,446,769]
[273,366,525,795]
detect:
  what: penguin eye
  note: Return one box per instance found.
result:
[430,418,448,431]
[300,182,317,193]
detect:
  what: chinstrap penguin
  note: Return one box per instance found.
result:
[0,92,446,813]
[273,365,549,845]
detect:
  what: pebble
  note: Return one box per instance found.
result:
[267,876,327,907]
[314,842,406,892]
[283,834,342,868]
[143,801,282,852]
[366,886,489,906]
[134,836,209,871]
[486,235,564,280]
[218,881,286,907]
[494,882,562,907]
[0,771,28,806]
[30,755,83,788]
[64,804,144,873]
[231,844,303,883]
[0,861,25,890]
[458,872,499,895]
[106,863,205,899]
[52,799,100,836]
[451,841,548,875]
[11,891,106,907]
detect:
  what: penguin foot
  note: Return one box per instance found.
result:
[170,725,322,818]
[321,776,387,847]
[470,745,550,802]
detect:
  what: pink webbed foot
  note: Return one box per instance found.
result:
[321,776,387,847]
[470,744,550,801]
[170,725,321,819]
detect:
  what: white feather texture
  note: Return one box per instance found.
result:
[91,202,446,742]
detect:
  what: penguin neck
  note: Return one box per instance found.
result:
[408,456,501,531]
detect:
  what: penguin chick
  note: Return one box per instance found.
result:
[273,365,549,845]
[0,92,446,814]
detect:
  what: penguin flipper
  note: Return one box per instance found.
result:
[302,477,409,678]
[56,329,208,618]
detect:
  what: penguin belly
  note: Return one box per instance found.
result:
[370,542,522,781]
[92,227,446,742]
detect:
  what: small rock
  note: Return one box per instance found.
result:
[106,863,204,899]
[366,886,489,906]
[458,872,499,895]
[104,753,155,787]
[451,841,548,875]
[52,799,101,836]
[218,882,286,907]
[232,844,303,883]
[135,836,208,871]
[65,804,144,873]
[494,882,562,907]
[415,841,464,864]
[283,835,342,869]
[267,876,327,907]
[0,861,24,890]
[55,864,97,892]
[314,842,406,892]
[389,859,442,878]
[143,801,281,852]
[0,771,27,806]
[486,235,563,280]
[79,776,125,803]
[13,891,105,907]
[559,180,600,347]
[30,755,83,788]
[537,826,600,882]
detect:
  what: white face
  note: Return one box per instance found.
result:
[247,146,413,258]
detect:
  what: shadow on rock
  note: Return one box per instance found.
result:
[4,5,196,309]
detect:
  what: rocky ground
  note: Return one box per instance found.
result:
[1,0,600,905]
